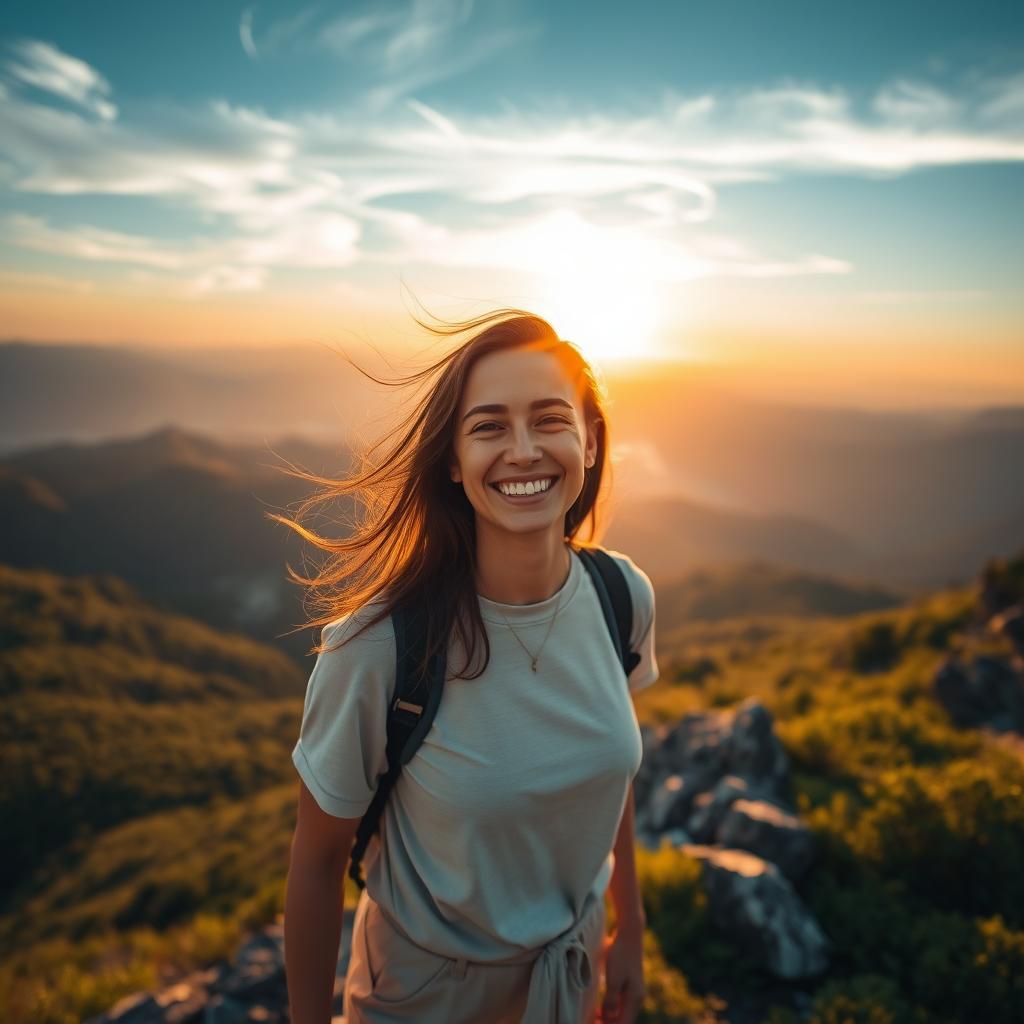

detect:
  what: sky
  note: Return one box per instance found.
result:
[0,0,1022,408]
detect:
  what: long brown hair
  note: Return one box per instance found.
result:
[267,307,615,681]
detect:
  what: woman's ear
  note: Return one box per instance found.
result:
[584,418,600,469]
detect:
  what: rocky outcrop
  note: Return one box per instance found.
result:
[634,697,829,981]
[681,846,829,979]
[990,605,1024,661]
[932,653,1024,733]
[932,587,1024,736]
[82,913,354,1024]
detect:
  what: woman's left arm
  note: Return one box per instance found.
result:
[608,784,645,931]
[600,783,646,1023]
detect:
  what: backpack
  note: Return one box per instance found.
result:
[347,543,642,890]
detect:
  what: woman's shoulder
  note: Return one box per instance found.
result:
[590,546,655,599]
[320,592,397,654]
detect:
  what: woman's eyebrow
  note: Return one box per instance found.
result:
[462,397,573,422]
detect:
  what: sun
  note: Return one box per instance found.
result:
[536,274,662,367]
[516,211,668,367]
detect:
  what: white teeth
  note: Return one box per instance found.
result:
[497,476,554,497]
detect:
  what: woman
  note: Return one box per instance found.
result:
[279,309,659,1024]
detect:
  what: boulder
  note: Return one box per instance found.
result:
[686,773,796,843]
[989,604,1024,661]
[642,770,719,832]
[932,654,1024,732]
[82,911,354,1024]
[716,799,816,882]
[681,844,830,980]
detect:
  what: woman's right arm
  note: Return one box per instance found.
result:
[285,779,363,1024]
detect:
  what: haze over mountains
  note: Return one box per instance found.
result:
[1,339,1021,642]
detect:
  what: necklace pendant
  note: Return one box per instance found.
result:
[531,658,538,672]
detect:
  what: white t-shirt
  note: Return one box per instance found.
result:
[291,545,659,960]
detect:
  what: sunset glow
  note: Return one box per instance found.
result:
[0,3,1019,406]
[522,213,668,364]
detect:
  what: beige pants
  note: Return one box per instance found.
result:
[344,887,606,1024]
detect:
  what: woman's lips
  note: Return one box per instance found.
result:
[489,476,559,504]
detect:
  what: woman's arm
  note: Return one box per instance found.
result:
[285,781,362,1024]
[608,784,646,932]
[600,782,647,1022]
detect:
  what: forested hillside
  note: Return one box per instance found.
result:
[0,564,305,896]
[2,550,1023,1023]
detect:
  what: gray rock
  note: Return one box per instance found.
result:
[216,928,284,999]
[645,770,718,832]
[716,799,817,882]
[989,604,1024,660]
[932,654,1024,732]
[725,699,791,801]
[84,991,163,1024]
[686,774,753,844]
[682,844,831,979]
[203,993,251,1023]
[661,710,733,777]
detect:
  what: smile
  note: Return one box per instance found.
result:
[489,475,559,502]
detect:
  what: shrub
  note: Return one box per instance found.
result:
[778,698,980,782]
[804,973,915,1024]
[636,927,725,1023]
[849,758,1024,924]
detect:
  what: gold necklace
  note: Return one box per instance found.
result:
[497,588,563,672]
[495,550,570,672]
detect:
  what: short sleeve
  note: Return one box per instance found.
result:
[291,608,395,818]
[609,551,660,693]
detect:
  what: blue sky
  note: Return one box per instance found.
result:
[0,0,1021,398]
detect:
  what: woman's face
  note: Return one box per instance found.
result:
[450,346,598,541]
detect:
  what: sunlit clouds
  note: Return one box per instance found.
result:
[0,3,1022,377]
[4,38,117,121]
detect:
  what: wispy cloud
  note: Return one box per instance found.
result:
[2,38,1023,295]
[239,4,324,61]
[241,0,542,111]
[0,267,96,293]
[4,38,117,120]
[239,9,258,60]
[7,213,185,268]
[858,289,989,305]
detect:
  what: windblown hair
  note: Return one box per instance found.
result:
[268,307,615,682]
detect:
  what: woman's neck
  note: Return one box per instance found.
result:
[474,531,571,605]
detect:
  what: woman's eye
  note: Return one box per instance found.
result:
[471,416,567,434]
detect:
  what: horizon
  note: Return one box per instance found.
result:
[0,1,1022,411]
[3,333,1022,415]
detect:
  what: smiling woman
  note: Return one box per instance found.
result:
[271,308,657,1024]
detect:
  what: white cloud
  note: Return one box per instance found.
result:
[318,0,473,71]
[239,9,258,60]
[5,207,361,278]
[186,264,267,296]
[2,40,1024,293]
[5,39,117,120]
[241,0,542,111]
[7,213,186,268]
[873,79,962,123]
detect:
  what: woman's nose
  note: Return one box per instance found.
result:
[507,423,541,460]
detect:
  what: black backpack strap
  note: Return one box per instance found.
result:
[576,546,642,678]
[347,598,446,890]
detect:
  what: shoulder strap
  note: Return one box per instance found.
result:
[347,597,446,890]
[575,545,642,677]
